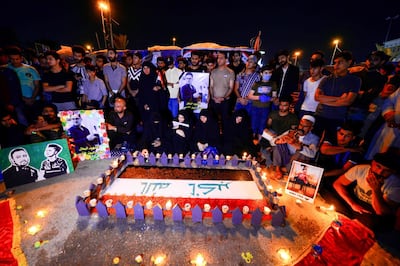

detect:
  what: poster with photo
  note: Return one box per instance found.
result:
[285,160,324,203]
[59,109,110,161]
[0,139,74,189]
[179,72,209,113]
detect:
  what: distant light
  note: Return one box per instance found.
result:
[191,253,207,266]
[277,248,290,262]
[333,39,340,45]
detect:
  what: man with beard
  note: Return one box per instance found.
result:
[39,143,69,178]
[105,97,135,150]
[3,147,38,188]
[270,49,300,101]
[70,45,88,107]
[272,115,319,178]
[103,48,127,108]
[67,112,99,153]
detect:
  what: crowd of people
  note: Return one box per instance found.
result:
[1,43,400,231]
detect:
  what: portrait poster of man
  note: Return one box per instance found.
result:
[285,161,324,203]
[0,139,74,189]
[179,72,209,113]
[59,109,110,161]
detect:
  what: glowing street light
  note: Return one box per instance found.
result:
[330,39,342,65]
[98,1,109,48]
[172,37,176,46]
[293,51,301,66]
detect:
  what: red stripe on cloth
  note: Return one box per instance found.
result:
[0,200,18,266]
[296,215,375,265]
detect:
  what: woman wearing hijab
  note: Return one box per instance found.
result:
[172,109,194,154]
[222,109,257,157]
[191,109,221,153]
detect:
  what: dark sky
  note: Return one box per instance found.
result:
[1,0,399,64]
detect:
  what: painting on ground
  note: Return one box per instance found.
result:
[0,139,74,189]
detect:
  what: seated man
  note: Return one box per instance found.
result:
[333,149,400,231]
[0,110,27,148]
[272,115,320,178]
[318,120,365,187]
[105,97,135,150]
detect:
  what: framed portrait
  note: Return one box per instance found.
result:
[178,72,209,113]
[285,161,324,203]
[58,109,110,161]
[0,139,74,189]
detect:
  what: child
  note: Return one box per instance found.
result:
[248,65,277,139]
[82,65,108,109]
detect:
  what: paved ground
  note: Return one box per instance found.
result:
[7,159,400,265]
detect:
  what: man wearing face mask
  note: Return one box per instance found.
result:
[103,47,127,107]
[248,64,277,139]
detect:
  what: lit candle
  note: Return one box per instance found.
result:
[242,152,248,160]
[179,153,184,159]
[256,166,262,173]
[156,153,161,159]
[27,225,41,235]
[126,200,134,209]
[276,188,283,196]
[105,169,112,176]
[226,155,231,161]
[105,199,113,208]
[111,159,119,168]
[277,248,290,263]
[222,205,229,213]
[184,203,191,212]
[168,153,173,159]
[295,199,302,205]
[191,253,207,266]
[202,154,207,160]
[267,185,273,192]
[191,153,196,159]
[262,172,267,181]
[89,198,97,207]
[97,177,104,185]
[146,200,153,209]
[203,204,211,212]
[242,206,250,214]
[83,189,91,198]
[36,210,47,218]
[119,154,125,161]
[152,255,166,265]
[165,200,172,210]
[263,206,271,215]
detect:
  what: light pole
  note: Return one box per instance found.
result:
[172,37,176,46]
[330,39,342,65]
[294,51,301,66]
[385,15,399,42]
[98,1,109,49]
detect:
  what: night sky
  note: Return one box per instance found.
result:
[1,0,399,64]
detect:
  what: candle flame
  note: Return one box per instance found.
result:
[191,253,207,266]
[277,248,290,262]
[36,210,47,218]
[152,255,166,265]
[27,225,41,235]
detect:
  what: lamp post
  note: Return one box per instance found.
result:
[172,37,176,46]
[294,51,301,66]
[385,15,399,42]
[330,39,342,65]
[98,1,109,49]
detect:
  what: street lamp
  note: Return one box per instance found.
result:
[385,15,399,42]
[98,1,109,49]
[330,39,342,65]
[172,37,176,46]
[293,51,301,66]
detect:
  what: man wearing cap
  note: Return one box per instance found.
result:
[272,115,320,177]
[333,149,400,229]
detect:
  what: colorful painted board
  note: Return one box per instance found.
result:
[58,109,110,161]
[0,139,74,188]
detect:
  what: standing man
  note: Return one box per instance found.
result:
[271,49,300,100]
[3,147,38,188]
[314,51,361,140]
[70,45,89,107]
[209,51,235,132]
[7,46,42,123]
[103,48,127,107]
[165,56,182,119]
[186,51,207,72]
